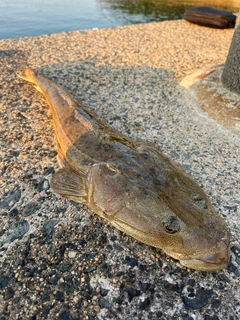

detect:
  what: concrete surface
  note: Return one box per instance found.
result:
[0,20,240,319]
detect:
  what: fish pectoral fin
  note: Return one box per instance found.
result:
[50,168,87,204]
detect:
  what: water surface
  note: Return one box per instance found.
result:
[0,0,238,39]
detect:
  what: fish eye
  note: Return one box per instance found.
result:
[163,216,180,234]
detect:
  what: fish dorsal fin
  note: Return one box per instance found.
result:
[50,168,87,204]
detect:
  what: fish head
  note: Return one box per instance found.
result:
[88,157,230,272]
[158,187,230,272]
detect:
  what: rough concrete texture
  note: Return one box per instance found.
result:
[0,20,240,319]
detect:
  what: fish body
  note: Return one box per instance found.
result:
[17,67,230,271]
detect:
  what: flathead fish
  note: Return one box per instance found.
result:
[17,67,230,271]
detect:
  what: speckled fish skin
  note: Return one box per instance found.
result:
[17,67,230,272]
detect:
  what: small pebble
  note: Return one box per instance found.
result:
[68,251,77,258]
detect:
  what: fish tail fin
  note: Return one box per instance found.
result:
[17,67,44,94]
[17,67,36,82]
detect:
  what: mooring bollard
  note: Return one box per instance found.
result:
[180,10,240,132]
[221,11,240,95]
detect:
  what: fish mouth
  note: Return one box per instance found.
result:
[180,248,230,272]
